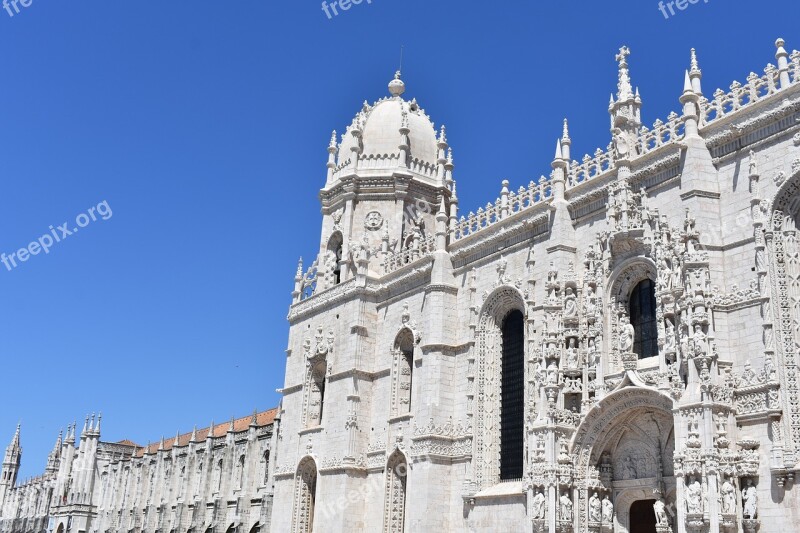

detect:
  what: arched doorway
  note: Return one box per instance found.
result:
[572,387,676,533]
[629,499,656,533]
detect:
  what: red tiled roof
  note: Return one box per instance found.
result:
[133,408,278,457]
[115,439,141,447]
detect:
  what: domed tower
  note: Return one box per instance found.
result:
[313,71,456,289]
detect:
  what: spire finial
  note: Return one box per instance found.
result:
[229,415,235,433]
[690,48,700,74]
[615,45,633,101]
[562,119,571,144]
[554,138,563,161]
[388,71,405,97]
[251,409,259,426]
[190,426,198,442]
[329,130,337,149]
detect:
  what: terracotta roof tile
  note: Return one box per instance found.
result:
[132,408,277,457]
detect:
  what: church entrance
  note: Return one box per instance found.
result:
[629,499,657,533]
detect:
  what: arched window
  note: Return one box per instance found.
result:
[383,452,408,533]
[263,450,270,484]
[500,309,524,480]
[392,330,415,416]
[215,459,224,493]
[307,360,327,427]
[327,233,343,286]
[630,279,658,359]
[292,459,318,533]
[234,455,245,489]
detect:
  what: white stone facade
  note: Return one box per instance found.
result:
[0,411,277,533]
[273,40,800,533]
[5,38,800,533]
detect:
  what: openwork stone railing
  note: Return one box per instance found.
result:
[383,235,436,274]
[451,177,552,241]
[638,111,685,155]
[567,147,615,188]
[700,50,800,126]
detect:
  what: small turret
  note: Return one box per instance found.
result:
[0,424,22,510]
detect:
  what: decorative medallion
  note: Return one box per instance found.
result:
[365,211,384,231]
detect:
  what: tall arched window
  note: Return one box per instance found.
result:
[263,450,270,485]
[307,360,327,427]
[327,233,343,286]
[383,452,408,533]
[293,459,318,533]
[500,309,524,480]
[392,330,415,416]
[630,279,658,359]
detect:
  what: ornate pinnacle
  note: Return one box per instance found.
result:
[438,124,447,145]
[251,409,259,426]
[328,130,337,149]
[561,118,571,144]
[616,45,633,101]
[296,257,303,278]
[690,48,701,75]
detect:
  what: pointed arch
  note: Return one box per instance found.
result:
[383,450,408,533]
[291,457,318,533]
[391,328,416,416]
[326,231,344,286]
[473,286,526,488]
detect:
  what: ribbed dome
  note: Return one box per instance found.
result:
[337,73,440,169]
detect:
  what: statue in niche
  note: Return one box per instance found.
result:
[764,355,776,381]
[692,324,708,356]
[654,497,669,526]
[658,257,672,289]
[559,491,573,521]
[588,338,599,368]
[742,479,758,519]
[589,492,602,522]
[534,360,546,384]
[566,338,579,368]
[532,489,546,519]
[564,287,578,317]
[547,361,559,384]
[621,455,638,480]
[720,478,736,514]
[602,495,614,522]
[687,478,703,514]
[619,316,635,353]
[664,319,676,352]
[585,285,597,317]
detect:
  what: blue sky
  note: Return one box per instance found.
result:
[0,0,797,479]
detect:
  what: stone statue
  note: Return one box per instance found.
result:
[692,325,707,357]
[602,494,614,522]
[547,362,558,385]
[664,319,676,352]
[566,338,579,368]
[589,492,601,522]
[564,287,578,318]
[532,489,546,519]
[721,479,736,514]
[619,316,635,353]
[559,491,573,521]
[743,479,758,519]
[687,479,703,514]
[621,455,638,480]
[654,497,669,526]
[588,338,599,368]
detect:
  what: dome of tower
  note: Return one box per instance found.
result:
[337,72,440,170]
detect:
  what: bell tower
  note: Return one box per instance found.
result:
[302,72,457,294]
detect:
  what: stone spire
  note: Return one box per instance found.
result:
[615,46,633,102]
[561,119,571,160]
[190,426,198,443]
[689,48,703,94]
